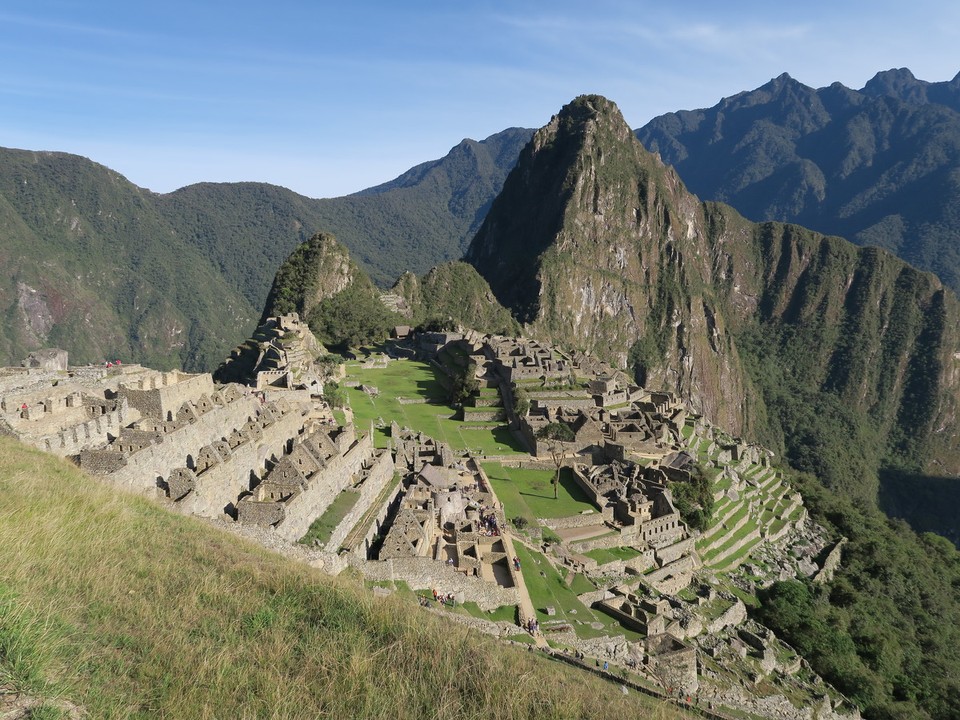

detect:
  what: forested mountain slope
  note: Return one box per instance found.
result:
[0,128,530,369]
[0,148,255,370]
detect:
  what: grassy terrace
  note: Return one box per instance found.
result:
[703,518,761,564]
[299,489,360,545]
[343,358,526,456]
[0,438,688,720]
[482,464,596,520]
[514,544,642,642]
[584,546,643,565]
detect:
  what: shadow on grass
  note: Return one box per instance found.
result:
[491,425,527,453]
[518,468,596,505]
[558,467,594,505]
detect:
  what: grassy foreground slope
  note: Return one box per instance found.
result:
[0,437,681,720]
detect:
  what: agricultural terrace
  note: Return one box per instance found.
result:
[342,357,526,456]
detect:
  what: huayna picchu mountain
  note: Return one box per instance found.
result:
[467,94,960,507]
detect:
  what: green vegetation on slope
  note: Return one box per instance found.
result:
[669,463,714,532]
[0,436,683,720]
[754,473,960,720]
[156,128,533,298]
[260,233,401,350]
[0,149,256,371]
[392,262,520,336]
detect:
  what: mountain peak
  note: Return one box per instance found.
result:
[861,67,926,100]
[758,72,798,92]
[554,94,631,134]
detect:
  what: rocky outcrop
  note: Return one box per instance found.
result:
[259,232,362,323]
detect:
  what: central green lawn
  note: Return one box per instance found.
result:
[482,463,597,520]
[342,359,526,455]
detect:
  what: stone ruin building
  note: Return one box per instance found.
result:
[21,348,68,372]
[366,424,521,610]
[236,422,394,543]
[215,313,330,392]
[3,341,848,718]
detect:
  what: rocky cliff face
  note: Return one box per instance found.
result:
[259,232,364,323]
[636,70,960,296]
[466,95,756,434]
[466,95,960,485]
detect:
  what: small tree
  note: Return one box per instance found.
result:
[537,422,575,499]
[322,382,347,409]
[449,360,479,405]
[512,385,530,417]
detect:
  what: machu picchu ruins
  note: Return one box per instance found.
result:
[2,324,860,720]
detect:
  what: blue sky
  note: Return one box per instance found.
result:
[2,0,958,198]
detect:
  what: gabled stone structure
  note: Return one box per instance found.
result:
[237,424,394,542]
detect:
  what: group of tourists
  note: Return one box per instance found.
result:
[429,588,457,607]
[478,510,500,536]
[525,616,540,634]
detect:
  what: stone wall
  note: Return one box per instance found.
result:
[355,556,519,610]
[813,537,847,584]
[654,537,696,566]
[459,409,504,423]
[38,398,138,457]
[570,530,630,553]
[570,466,605,507]
[709,527,762,568]
[119,373,215,420]
[530,396,598,411]
[81,394,261,494]
[269,432,376,542]
[175,407,305,518]
[645,554,699,583]
[542,512,605,530]
[639,511,684,546]
[705,599,747,634]
[326,450,398,552]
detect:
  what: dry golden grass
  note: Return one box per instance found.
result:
[0,437,687,719]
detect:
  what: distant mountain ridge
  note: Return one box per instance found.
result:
[6,66,960,375]
[636,68,960,293]
[0,128,531,369]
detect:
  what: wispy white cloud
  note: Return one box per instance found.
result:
[0,11,150,41]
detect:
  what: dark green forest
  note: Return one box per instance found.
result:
[756,473,960,720]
